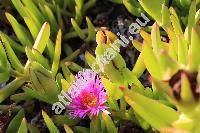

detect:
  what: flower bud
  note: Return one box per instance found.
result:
[169,70,199,101]
[96,30,118,45]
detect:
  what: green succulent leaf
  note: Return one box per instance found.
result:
[0,32,25,53]
[74,126,89,133]
[90,117,100,133]
[151,22,162,55]
[21,0,45,23]
[123,0,143,16]
[75,0,84,25]
[54,115,79,126]
[23,17,39,39]
[28,124,40,133]
[85,17,96,42]
[43,4,58,33]
[186,0,196,43]
[102,77,123,100]
[170,13,183,37]
[181,73,195,102]
[11,0,27,17]
[17,118,28,133]
[0,78,25,103]
[84,0,96,12]
[132,53,145,78]
[1,32,24,73]
[64,125,74,133]
[42,110,60,133]
[177,35,188,65]
[71,18,86,40]
[23,87,51,104]
[102,113,118,133]
[161,4,171,30]
[33,22,50,54]
[52,29,62,76]
[32,49,50,70]
[5,12,33,47]
[6,109,25,133]
[158,51,179,80]
[142,43,162,79]
[29,62,59,102]
[124,89,179,130]
[85,51,98,70]
[138,0,164,25]
[189,26,200,71]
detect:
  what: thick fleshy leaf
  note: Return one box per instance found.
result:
[17,118,28,133]
[101,77,123,100]
[186,0,196,43]
[132,53,145,78]
[52,29,62,76]
[0,38,8,67]
[124,89,179,130]
[123,0,142,16]
[181,73,195,102]
[85,17,96,42]
[71,18,86,40]
[23,17,39,39]
[64,125,74,133]
[33,22,50,54]
[23,87,50,104]
[74,126,89,133]
[142,44,162,79]
[140,30,152,44]
[5,12,33,47]
[65,62,83,72]
[21,0,44,23]
[54,115,79,126]
[43,5,58,33]
[177,35,188,65]
[31,49,50,69]
[170,8,183,37]
[42,110,60,133]
[23,7,42,29]
[189,27,200,71]
[90,117,100,133]
[102,112,118,133]
[1,32,24,73]
[151,22,162,54]
[29,62,59,102]
[132,40,142,52]
[28,124,40,133]
[158,51,179,80]
[167,28,178,59]
[6,109,25,133]
[75,0,84,25]
[0,32,24,53]
[11,0,27,17]
[85,51,98,69]
[161,4,171,30]
[138,0,164,25]
[0,78,25,103]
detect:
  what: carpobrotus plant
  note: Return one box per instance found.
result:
[1,0,200,132]
[128,0,200,132]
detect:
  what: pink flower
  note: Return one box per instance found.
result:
[67,69,107,118]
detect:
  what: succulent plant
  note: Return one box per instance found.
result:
[2,0,200,132]
[82,28,175,132]
[126,0,200,132]
[0,22,61,103]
